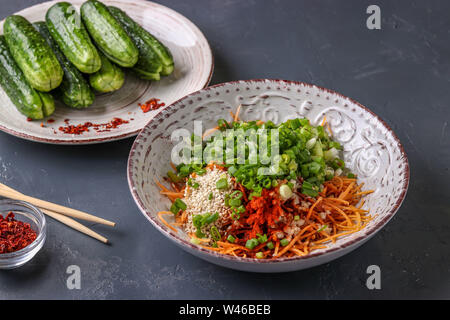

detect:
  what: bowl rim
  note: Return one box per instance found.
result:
[127,79,410,264]
[0,199,47,259]
[0,0,214,145]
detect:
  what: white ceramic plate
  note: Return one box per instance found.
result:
[0,0,213,144]
[128,79,410,273]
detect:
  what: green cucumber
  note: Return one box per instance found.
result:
[89,52,125,93]
[3,15,63,92]
[46,2,101,74]
[132,68,161,81]
[0,36,44,119]
[81,0,138,68]
[33,22,95,109]
[37,91,55,117]
[108,6,167,80]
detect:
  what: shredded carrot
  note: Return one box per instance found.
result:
[306,197,323,220]
[160,191,184,197]
[274,241,280,256]
[234,104,242,122]
[326,122,333,136]
[190,233,210,242]
[326,202,353,226]
[202,126,219,140]
[339,181,355,200]
[158,211,177,233]
[154,179,170,192]
[355,190,375,196]
[324,197,350,205]
[275,224,314,257]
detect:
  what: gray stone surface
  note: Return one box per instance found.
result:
[0,0,449,299]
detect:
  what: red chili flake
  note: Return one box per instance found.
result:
[26,117,32,122]
[139,98,165,113]
[58,118,129,135]
[0,212,37,254]
[47,119,55,123]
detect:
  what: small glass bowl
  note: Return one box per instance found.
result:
[0,199,46,269]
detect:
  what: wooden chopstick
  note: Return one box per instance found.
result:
[0,188,115,227]
[0,183,108,243]
[40,208,108,243]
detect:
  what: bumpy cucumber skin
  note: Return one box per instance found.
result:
[81,1,138,68]
[108,6,165,79]
[46,2,101,74]
[37,91,55,117]
[132,69,160,81]
[3,15,63,92]
[109,7,173,73]
[33,22,95,109]
[0,36,44,119]
[89,52,125,93]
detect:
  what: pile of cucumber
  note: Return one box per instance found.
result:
[0,0,174,120]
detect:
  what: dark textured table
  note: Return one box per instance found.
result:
[0,0,449,300]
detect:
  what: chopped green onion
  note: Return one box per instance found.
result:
[208,193,213,200]
[279,184,293,200]
[192,214,203,228]
[174,198,187,210]
[170,203,179,214]
[257,234,268,244]
[266,241,274,249]
[324,147,339,161]
[179,165,190,176]
[227,235,236,243]
[230,190,243,199]
[306,137,317,150]
[196,168,206,175]
[255,252,264,259]
[177,117,349,197]
[280,239,289,246]
[210,226,221,241]
[216,178,228,190]
[229,198,242,207]
[317,224,328,233]
[167,171,182,183]
[245,238,259,250]
[294,215,300,221]
[190,237,201,245]
[188,178,200,189]
[204,212,219,224]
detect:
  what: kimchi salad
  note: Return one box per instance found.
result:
[157,108,374,259]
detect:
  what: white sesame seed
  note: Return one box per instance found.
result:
[182,168,234,237]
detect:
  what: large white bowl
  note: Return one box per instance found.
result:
[0,0,213,144]
[128,79,409,273]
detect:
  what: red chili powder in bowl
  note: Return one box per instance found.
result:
[0,212,37,254]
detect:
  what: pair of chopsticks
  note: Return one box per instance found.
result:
[0,183,115,243]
